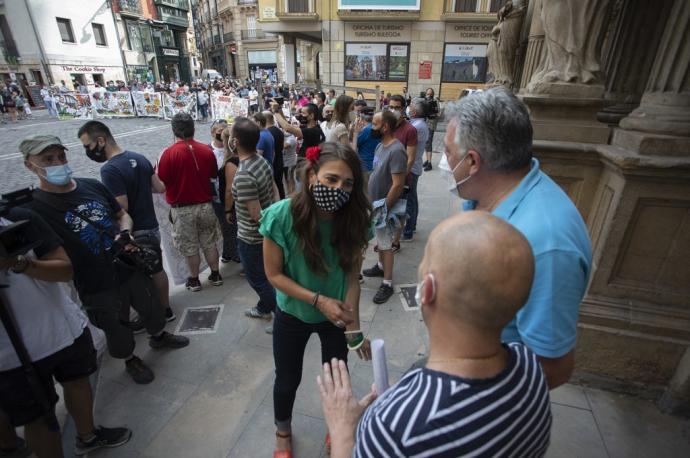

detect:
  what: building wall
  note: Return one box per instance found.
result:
[0,1,48,85]
[29,0,126,88]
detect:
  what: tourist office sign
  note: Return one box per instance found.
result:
[338,0,420,10]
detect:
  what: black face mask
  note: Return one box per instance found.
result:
[85,142,106,163]
[215,133,223,141]
[370,128,382,139]
[296,114,308,124]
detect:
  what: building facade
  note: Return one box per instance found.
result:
[258,0,507,98]
[196,0,279,81]
[112,0,195,84]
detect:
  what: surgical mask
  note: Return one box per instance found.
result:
[324,113,332,122]
[296,114,308,124]
[215,133,222,141]
[405,107,411,118]
[41,163,73,186]
[85,142,106,163]
[311,181,350,213]
[349,111,357,123]
[439,153,471,197]
[389,107,402,120]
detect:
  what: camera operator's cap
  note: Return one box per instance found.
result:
[19,135,67,159]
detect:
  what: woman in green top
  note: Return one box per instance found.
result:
[260,141,373,458]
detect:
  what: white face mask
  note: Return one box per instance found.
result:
[439,153,471,197]
[405,106,411,118]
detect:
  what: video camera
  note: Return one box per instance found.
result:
[108,230,162,276]
[0,188,41,258]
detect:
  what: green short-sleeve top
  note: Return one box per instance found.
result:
[260,198,370,324]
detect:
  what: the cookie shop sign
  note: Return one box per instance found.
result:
[61,65,107,73]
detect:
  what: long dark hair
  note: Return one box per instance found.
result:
[334,94,354,125]
[291,142,372,275]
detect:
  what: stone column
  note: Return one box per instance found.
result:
[520,0,614,143]
[614,0,690,155]
[596,0,674,126]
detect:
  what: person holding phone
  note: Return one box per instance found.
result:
[261,142,373,458]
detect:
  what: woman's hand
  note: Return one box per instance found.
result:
[317,296,354,328]
[356,338,372,361]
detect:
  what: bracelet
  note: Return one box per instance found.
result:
[347,333,365,351]
[311,292,320,308]
[344,330,362,335]
[225,210,233,214]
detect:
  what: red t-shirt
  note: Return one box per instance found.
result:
[158,139,218,205]
[394,119,418,149]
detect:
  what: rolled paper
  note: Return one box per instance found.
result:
[371,338,389,395]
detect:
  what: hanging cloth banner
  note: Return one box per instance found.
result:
[210,95,249,122]
[55,93,92,120]
[132,91,163,118]
[163,92,197,120]
[91,91,136,118]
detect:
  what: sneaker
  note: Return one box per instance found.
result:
[401,233,414,242]
[209,270,223,286]
[245,306,272,320]
[186,277,202,292]
[126,317,145,335]
[125,356,154,384]
[0,437,30,458]
[74,426,132,456]
[265,324,273,334]
[221,256,231,263]
[165,307,176,322]
[373,283,395,304]
[362,263,384,278]
[149,331,190,349]
[424,162,432,171]
[358,273,365,284]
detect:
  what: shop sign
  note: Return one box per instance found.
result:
[338,0,420,10]
[444,23,493,43]
[60,65,107,73]
[162,48,180,57]
[345,23,411,42]
[418,60,432,79]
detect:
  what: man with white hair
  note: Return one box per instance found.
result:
[439,86,592,389]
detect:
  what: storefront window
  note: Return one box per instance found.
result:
[345,43,409,81]
[442,43,488,83]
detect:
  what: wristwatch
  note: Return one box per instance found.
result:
[11,255,30,274]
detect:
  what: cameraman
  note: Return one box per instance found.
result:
[0,206,131,457]
[19,135,189,385]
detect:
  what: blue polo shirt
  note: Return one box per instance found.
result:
[357,124,381,172]
[463,158,592,358]
[256,128,275,167]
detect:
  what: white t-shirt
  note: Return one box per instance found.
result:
[283,134,297,168]
[212,144,225,170]
[249,90,258,102]
[0,247,88,371]
[198,91,209,105]
[320,120,336,141]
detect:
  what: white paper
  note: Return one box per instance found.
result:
[371,339,389,395]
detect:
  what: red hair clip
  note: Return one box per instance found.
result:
[306,146,321,164]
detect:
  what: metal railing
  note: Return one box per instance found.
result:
[286,0,310,13]
[119,0,143,14]
[154,0,190,10]
[241,29,266,39]
[238,0,257,5]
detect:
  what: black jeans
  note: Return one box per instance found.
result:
[212,201,238,260]
[273,308,348,429]
[237,239,276,314]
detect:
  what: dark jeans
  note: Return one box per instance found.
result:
[199,103,208,119]
[273,163,286,199]
[237,239,276,314]
[403,173,420,237]
[212,201,238,260]
[273,308,347,428]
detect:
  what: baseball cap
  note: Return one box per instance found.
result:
[19,135,67,159]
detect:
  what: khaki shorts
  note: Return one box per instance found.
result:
[170,202,220,257]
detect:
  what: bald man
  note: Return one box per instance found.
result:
[318,212,552,458]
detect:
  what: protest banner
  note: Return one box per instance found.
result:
[210,95,248,122]
[55,93,92,120]
[91,91,136,118]
[132,91,163,117]
[163,92,197,120]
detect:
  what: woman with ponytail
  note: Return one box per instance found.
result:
[260,142,373,458]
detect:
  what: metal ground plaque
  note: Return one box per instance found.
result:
[175,304,224,335]
[397,284,420,311]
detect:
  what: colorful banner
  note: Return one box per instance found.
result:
[132,91,163,118]
[210,95,248,123]
[163,92,198,120]
[91,91,136,118]
[55,93,92,120]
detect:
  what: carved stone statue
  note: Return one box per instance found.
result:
[528,0,612,96]
[487,1,526,88]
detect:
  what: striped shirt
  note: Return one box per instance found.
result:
[354,343,551,458]
[232,154,274,244]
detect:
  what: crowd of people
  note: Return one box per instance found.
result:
[0,83,592,457]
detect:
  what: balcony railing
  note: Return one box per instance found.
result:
[223,32,234,43]
[238,0,257,5]
[286,0,310,13]
[241,29,267,39]
[154,0,189,11]
[158,11,189,27]
[118,0,143,15]
[441,0,497,21]
[277,0,318,20]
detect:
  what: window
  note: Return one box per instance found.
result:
[344,43,409,81]
[56,17,75,43]
[126,21,143,52]
[246,15,256,32]
[92,23,107,46]
[0,15,19,58]
[287,0,309,13]
[454,0,479,12]
[442,43,488,83]
[490,0,508,12]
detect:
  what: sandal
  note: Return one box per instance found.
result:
[274,431,292,458]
